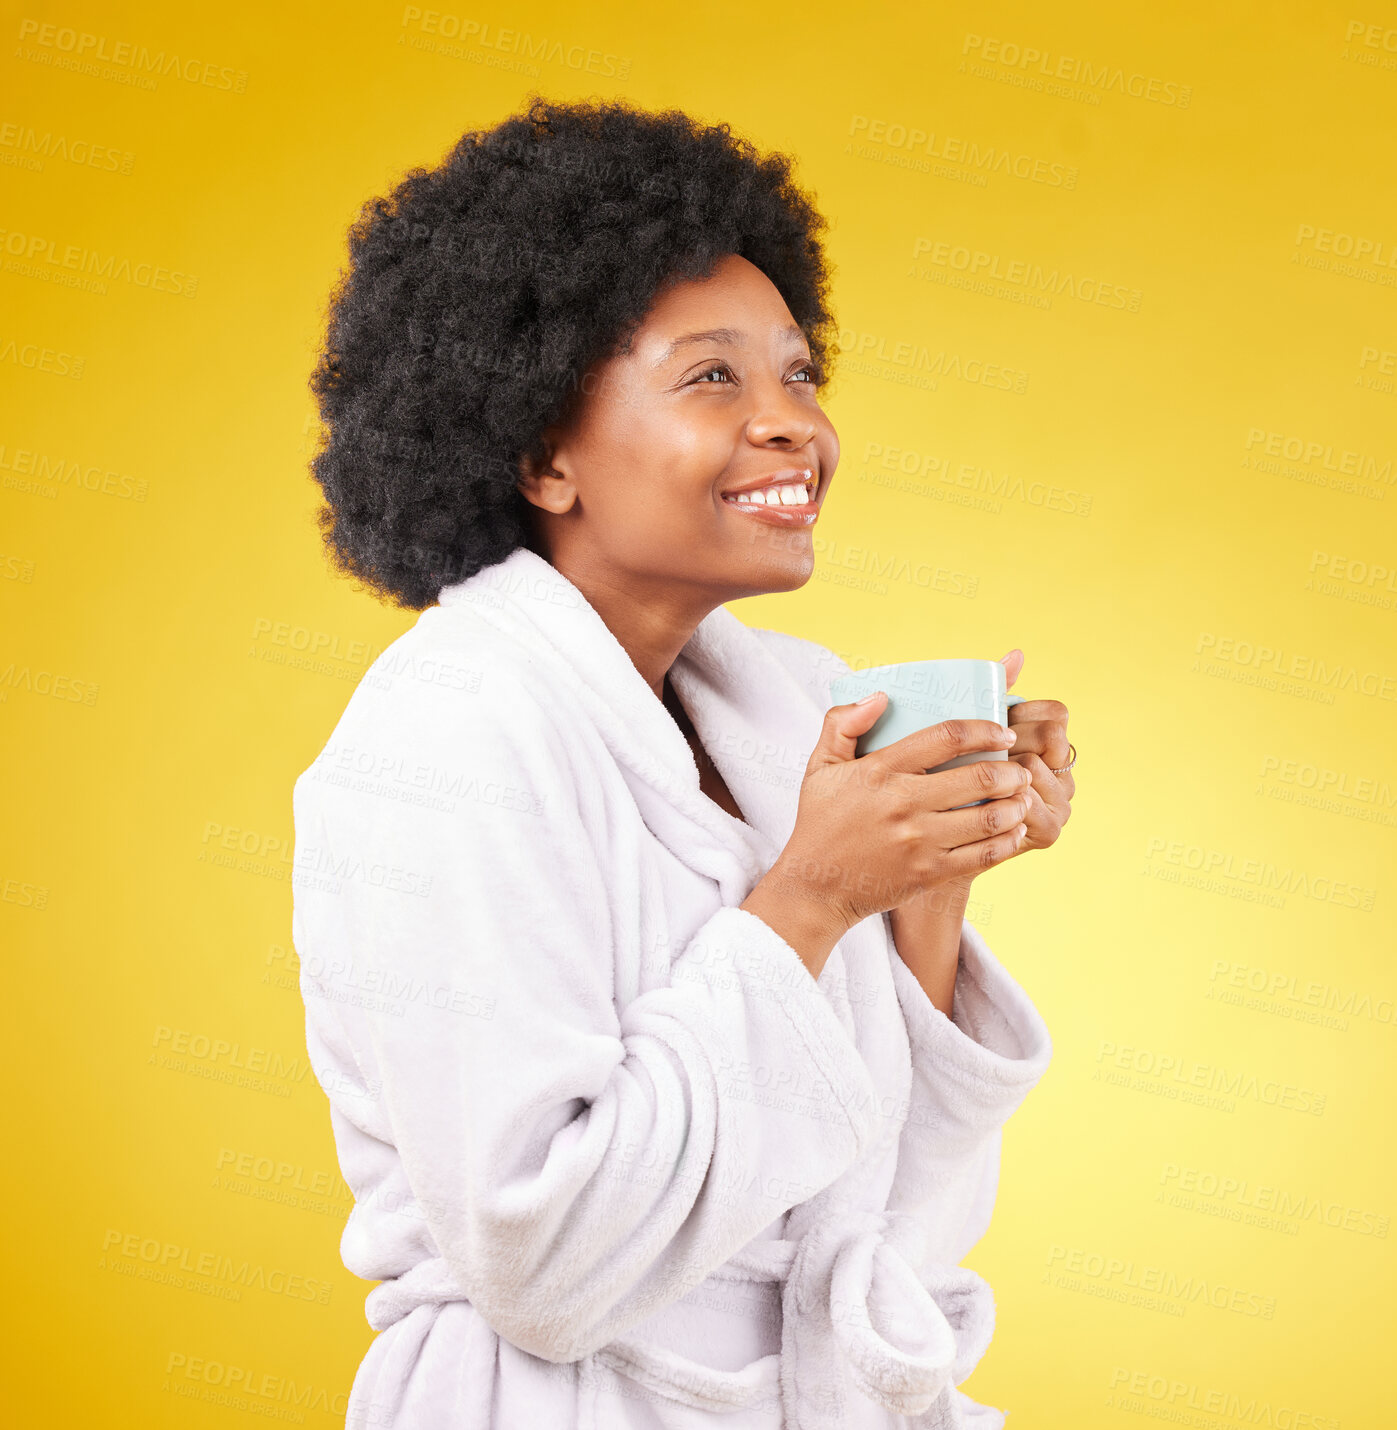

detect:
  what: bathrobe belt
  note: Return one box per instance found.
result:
[363,1208,994,1427]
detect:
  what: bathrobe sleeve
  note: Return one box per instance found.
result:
[291,663,885,1366]
[882,918,1052,1266]
[748,626,1053,1263]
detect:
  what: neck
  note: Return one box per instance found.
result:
[661,670,690,728]
[542,551,724,703]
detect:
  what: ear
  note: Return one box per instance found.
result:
[516,435,577,515]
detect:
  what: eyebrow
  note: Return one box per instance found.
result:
[654,323,808,364]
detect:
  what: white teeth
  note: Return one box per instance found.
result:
[725,478,812,507]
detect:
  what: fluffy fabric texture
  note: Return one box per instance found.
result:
[291,544,1053,1428]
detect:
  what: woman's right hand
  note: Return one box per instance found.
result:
[748,692,1033,957]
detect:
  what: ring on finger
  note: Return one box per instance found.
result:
[1049,741,1077,776]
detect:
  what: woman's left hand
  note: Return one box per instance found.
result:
[884,651,1074,1009]
[1001,649,1074,855]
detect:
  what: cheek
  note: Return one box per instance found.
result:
[654,423,737,509]
[609,402,725,476]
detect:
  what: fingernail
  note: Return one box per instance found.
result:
[1000,649,1020,664]
[855,691,884,706]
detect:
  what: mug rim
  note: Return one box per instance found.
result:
[830,656,1006,687]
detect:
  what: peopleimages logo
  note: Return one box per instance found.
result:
[1046,1244,1276,1318]
[1160,1161,1390,1237]
[833,327,1030,394]
[0,227,197,297]
[1094,1038,1328,1116]
[163,1351,349,1419]
[846,115,1078,188]
[1143,830,1377,910]
[1208,958,1396,1028]
[0,335,85,378]
[1107,1366,1340,1429]
[0,120,136,175]
[910,237,1143,311]
[1294,222,1397,269]
[14,18,249,92]
[960,33,1192,107]
[397,7,632,79]
[0,442,148,500]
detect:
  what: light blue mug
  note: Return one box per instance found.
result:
[828,658,1026,807]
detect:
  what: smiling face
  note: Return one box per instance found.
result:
[516,252,840,610]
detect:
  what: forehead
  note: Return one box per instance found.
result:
[635,254,800,344]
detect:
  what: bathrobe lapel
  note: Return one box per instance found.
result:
[444,548,769,903]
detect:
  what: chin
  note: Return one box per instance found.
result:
[746,547,815,594]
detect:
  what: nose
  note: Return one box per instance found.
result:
[744,371,818,450]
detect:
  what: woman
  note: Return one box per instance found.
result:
[293,95,1074,1430]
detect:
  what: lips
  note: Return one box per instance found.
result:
[719,468,817,503]
[719,468,820,526]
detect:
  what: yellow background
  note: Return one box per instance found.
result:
[4,0,1394,1423]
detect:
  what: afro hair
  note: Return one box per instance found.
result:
[306,93,839,609]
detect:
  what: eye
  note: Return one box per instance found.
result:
[687,361,818,386]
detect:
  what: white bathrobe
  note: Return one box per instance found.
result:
[291,544,1053,1430]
